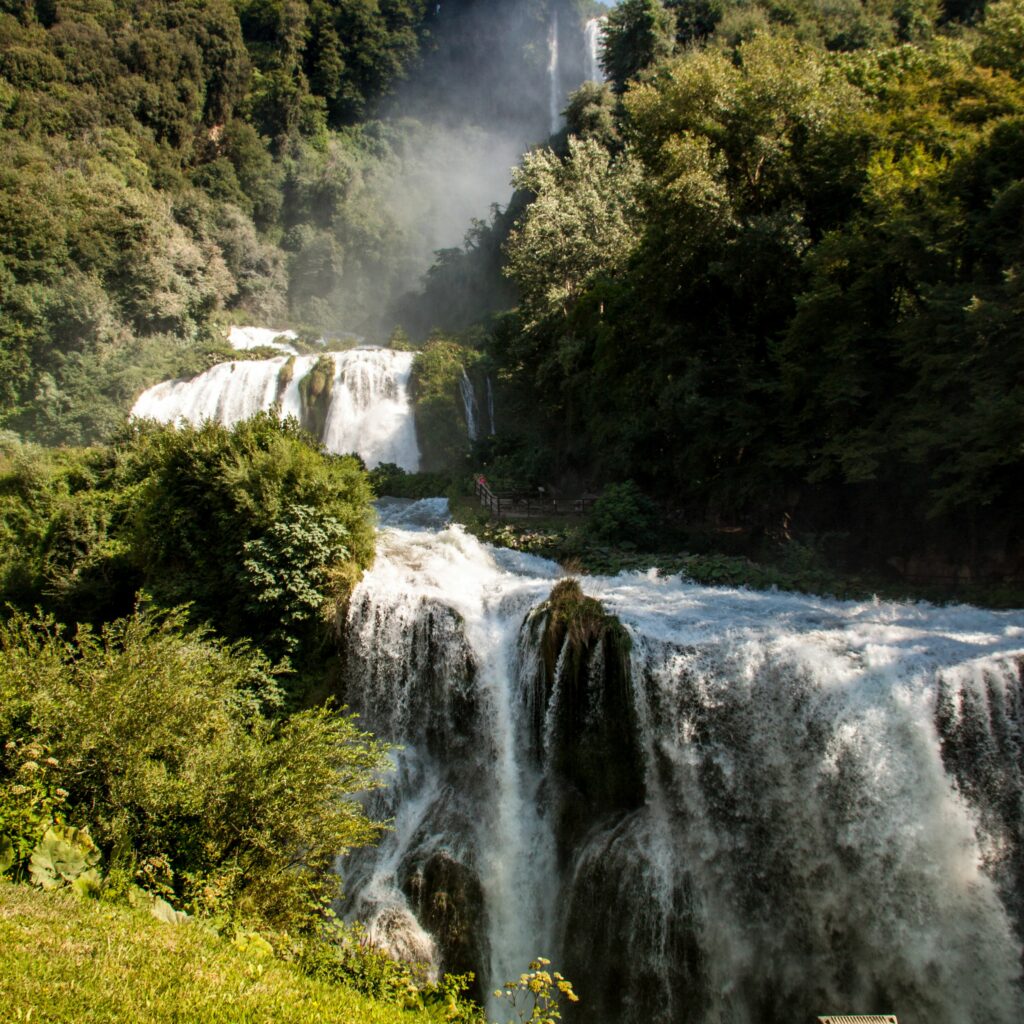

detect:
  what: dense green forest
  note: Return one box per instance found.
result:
[430,0,1024,580]
[0,0,590,443]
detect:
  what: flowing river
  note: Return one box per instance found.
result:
[337,498,1024,1024]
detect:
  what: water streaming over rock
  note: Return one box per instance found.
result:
[548,11,561,135]
[584,16,605,83]
[459,370,479,442]
[340,499,1024,1024]
[132,347,420,470]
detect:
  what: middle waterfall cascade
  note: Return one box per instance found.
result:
[340,500,1024,1024]
[131,347,420,471]
[459,370,479,442]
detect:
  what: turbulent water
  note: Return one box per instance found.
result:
[131,347,420,470]
[340,499,1024,1024]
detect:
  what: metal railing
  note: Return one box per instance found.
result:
[475,478,596,519]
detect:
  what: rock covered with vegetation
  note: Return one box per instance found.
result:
[528,580,644,862]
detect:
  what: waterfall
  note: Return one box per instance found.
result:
[548,11,560,135]
[340,500,1024,1024]
[584,16,605,83]
[132,346,420,470]
[486,376,496,436]
[459,371,479,442]
[227,325,298,354]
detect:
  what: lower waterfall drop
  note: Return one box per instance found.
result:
[339,499,1024,1024]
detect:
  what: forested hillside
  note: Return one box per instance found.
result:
[437,0,1024,579]
[2,0,1022,570]
[0,0,590,445]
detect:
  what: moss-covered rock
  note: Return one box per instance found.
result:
[298,355,336,439]
[403,851,488,1001]
[409,339,481,473]
[276,356,295,405]
[528,579,645,863]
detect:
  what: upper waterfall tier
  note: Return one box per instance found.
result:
[131,347,420,471]
[340,500,1024,1024]
[584,16,606,83]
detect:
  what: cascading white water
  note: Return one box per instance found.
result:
[131,346,420,470]
[340,500,1024,1024]
[227,325,299,353]
[548,12,560,135]
[584,16,606,83]
[342,501,560,1003]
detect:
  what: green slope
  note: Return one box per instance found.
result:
[0,881,442,1024]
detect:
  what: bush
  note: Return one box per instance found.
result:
[127,414,375,667]
[0,417,377,679]
[588,481,657,546]
[0,607,390,933]
[368,463,452,499]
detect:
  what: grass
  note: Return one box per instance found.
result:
[0,881,443,1024]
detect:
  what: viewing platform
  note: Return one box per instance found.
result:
[475,477,597,519]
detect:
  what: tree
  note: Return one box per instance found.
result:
[504,136,644,329]
[0,606,391,931]
[602,0,676,93]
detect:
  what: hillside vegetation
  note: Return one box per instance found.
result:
[431,0,1024,580]
[0,880,447,1024]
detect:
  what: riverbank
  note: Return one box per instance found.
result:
[447,495,1024,609]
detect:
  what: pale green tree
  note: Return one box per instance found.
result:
[504,136,644,328]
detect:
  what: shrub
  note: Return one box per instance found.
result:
[588,480,657,546]
[0,607,390,933]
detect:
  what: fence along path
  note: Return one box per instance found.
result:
[475,477,597,519]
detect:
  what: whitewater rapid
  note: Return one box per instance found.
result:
[132,346,420,470]
[340,499,1024,1024]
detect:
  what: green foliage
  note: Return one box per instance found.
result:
[0,606,390,932]
[0,1,440,445]
[602,0,677,94]
[0,739,71,881]
[506,137,644,332]
[129,414,375,667]
[975,0,1024,76]
[409,338,480,473]
[296,923,483,1021]
[241,502,350,657]
[485,19,1024,575]
[368,463,453,499]
[0,416,376,677]
[589,481,657,546]
[28,824,100,891]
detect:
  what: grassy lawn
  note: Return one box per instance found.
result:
[0,882,442,1024]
